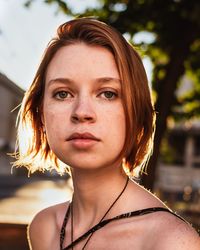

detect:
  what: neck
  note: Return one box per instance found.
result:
[71,163,128,225]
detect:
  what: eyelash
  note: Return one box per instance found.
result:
[53,90,118,100]
[99,90,118,100]
[53,90,73,100]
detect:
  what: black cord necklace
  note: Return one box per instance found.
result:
[70,177,129,250]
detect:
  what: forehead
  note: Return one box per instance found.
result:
[45,43,120,84]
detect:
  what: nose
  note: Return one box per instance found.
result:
[70,96,96,123]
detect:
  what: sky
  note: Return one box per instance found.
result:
[0,0,152,90]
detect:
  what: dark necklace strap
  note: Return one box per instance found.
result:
[61,177,129,250]
[60,203,71,250]
[81,176,129,249]
[71,201,74,250]
[63,207,187,250]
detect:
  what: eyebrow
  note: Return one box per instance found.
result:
[47,78,74,86]
[95,77,121,85]
[47,77,121,87]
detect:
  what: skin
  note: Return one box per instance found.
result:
[43,42,126,173]
[28,43,200,250]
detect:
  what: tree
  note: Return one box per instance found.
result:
[25,0,200,190]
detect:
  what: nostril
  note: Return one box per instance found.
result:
[85,117,93,121]
[71,115,79,122]
[70,113,94,123]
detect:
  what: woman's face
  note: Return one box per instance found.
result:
[43,43,126,171]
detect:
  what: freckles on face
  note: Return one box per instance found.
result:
[42,43,126,169]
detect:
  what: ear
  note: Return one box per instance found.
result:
[41,116,46,133]
[40,108,46,131]
[41,112,44,125]
[37,101,46,132]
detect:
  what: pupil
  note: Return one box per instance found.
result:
[105,92,113,98]
[60,92,67,98]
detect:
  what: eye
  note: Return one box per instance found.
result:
[100,91,117,100]
[54,91,73,100]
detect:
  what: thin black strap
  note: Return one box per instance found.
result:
[60,203,71,250]
[82,177,129,249]
[62,207,187,250]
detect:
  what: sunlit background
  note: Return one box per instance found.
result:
[0,0,153,91]
[0,1,200,249]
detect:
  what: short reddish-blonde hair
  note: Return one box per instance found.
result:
[14,18,155,176]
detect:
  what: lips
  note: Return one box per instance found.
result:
[67,132,100,141]
[66,132,100,149]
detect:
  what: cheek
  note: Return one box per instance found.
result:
[117,107,126,144]
[116,111,126,141]
[103,105,126,140]
[43,104,69,137]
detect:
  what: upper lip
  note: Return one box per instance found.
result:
[67,132,100,141]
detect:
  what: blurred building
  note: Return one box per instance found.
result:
[156,121,200,228]
[0,73,71,250]
[0,73,24,175]
[157,122,200,192]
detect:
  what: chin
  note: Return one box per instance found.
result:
[67,161,103,171]
[56,151,121,172]
[66,158,121,173]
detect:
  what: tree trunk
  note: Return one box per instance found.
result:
[141,37,195,191]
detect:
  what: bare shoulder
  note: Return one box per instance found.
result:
[120,182,200,249]
[152,211,200,250]
[28,201,69,250]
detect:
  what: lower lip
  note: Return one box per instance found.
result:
[68,139,99,149]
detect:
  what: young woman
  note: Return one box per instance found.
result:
[15,18,200,250]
